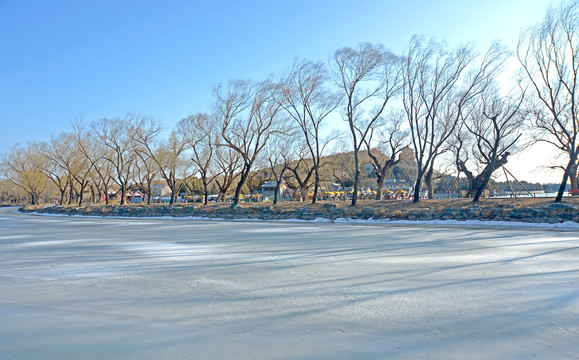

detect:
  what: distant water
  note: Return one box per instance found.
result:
[492,192,567,198]
[435,192,571,199]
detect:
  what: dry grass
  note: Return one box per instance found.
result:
[245,197,579,211]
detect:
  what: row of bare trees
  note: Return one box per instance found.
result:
[2,1,578,205]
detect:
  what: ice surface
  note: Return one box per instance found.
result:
[1,207,579,359]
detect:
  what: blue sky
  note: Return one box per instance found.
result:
[0,0,557,181]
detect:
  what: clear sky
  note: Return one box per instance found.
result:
[0,0,559,183]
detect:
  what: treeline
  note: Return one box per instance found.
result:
[2,1,579,206]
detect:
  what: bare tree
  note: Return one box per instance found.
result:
[91,115,140,205]
[131,117,163,204]
[68,141,94,205]
[403,37,506,202]
[41,133,72,205]
[180,113,218,205]
[153,128,189,205]
[39,132,93,205]
[213,144,242,202]
[0,178,28,205]
[518,1,579,202]
[454,85,526,202]
[73,122,115,204]
[264,132,296,204]
[1,143,48,205]
[216,80,285,204]
[133,117,190,205]
[49,131,95,205]
[331,43,404,206]
[132,150,159,204]
[282,59,342,203]
[285,144,315,202]
[364,110,408,200]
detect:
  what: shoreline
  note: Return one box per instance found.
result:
[19,198,579,228]
[18,210,579,230]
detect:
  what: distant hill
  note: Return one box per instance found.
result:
[319,146,417,183]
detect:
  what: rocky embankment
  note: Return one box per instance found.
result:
[20,198,579,224]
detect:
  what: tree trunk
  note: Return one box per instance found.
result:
[300,186,308,202]
[570,162,579,190]
[413,169,425,203]
[312,167,319,204]
[472,186,485,202]
[471,156,505,202]
[470,171,488,202]
[555,155,578,202]
[202,177,209,206]
[77,183,85,206]
[376,176,385,200]
[424,168,434,200]
[273,183,280,205]
[68,181,74,205]
[95,186,102,204]
[351,149,360,206]
[166,177,176,205]
[234,166,251,204]
[104,183,109,205]
[555,173,570,203]
[146,182,152,205]
[472,169,492,202]
[120,183,127,205]
[456,160,475,198]
[59,189,66,205]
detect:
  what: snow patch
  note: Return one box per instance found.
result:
[383,219,579,228]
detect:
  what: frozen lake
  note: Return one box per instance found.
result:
[1,207,578,359]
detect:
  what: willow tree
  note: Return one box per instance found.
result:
[518,1,579,202]
[403,37,505,202]
[214,144,242,202]
[1,143,48,205]
[41,133,73,205]
[133,118,187,205]
[282,59,341,203]
[216,80,285,204]
[364,110,408,200]
[264,132,296,205]
[91,115,140,205]
[331,43,403,206]
[73,122,115,205]
[180,113,218,205]
[453,85,526,202]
